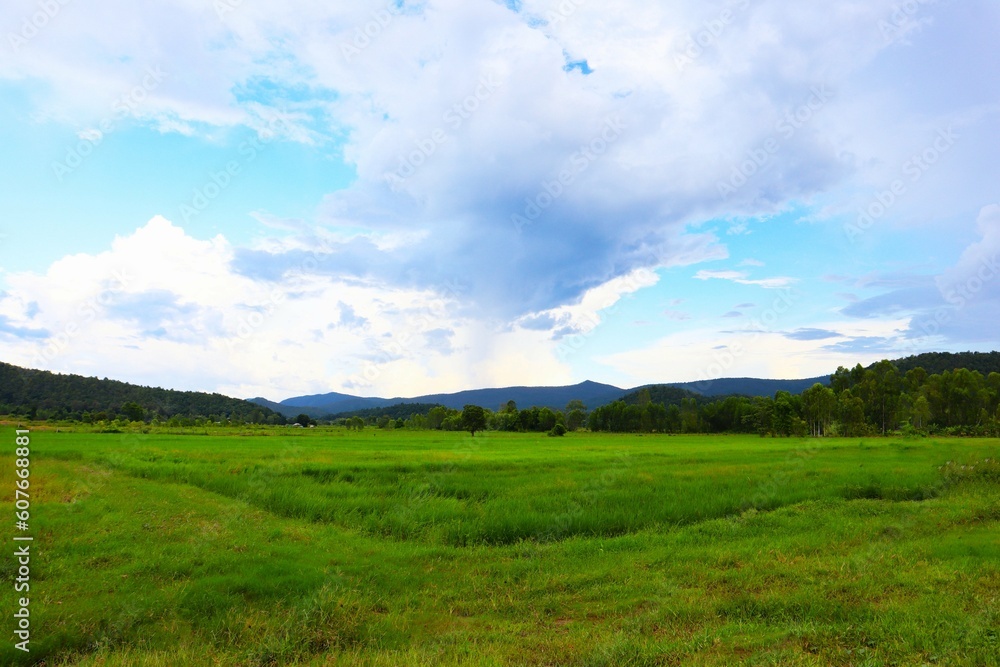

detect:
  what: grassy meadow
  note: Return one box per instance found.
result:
[2,426,998,665]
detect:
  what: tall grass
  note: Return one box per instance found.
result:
[82,432,974,545]
[1,430,997,666]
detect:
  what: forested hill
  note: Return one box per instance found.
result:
[621,385,709,407]
[663,376,830,398]
[884,352,1000,376]
[0,361,284,423]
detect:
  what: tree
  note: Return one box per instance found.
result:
[564,400,588,431]
[537,407,558,431]
[904,367,927,394]
[831,366,853,394]
[680,397,701,433]
[802,383,836,436]
[461,404,487,436]
[427,406,449,430]
[838,390,866,437]
[518,408,539,432]
[566,408,587,431]
[121,401,145,422]
[773,391,796,437]
[867,360,901,434]
[294,413,312,427]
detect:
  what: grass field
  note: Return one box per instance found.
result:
[2,427,998,665]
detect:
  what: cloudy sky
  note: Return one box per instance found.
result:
[1,0,998,400]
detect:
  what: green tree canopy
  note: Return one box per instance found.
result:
[460,405,487,436]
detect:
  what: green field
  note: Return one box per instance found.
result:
[2,428,999,665]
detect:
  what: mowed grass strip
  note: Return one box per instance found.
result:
[0,430,997,665]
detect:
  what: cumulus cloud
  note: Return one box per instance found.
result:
[835,205,1000,350]
[0,217,580,398]
[2,0,998,392]
[6,0,978,322]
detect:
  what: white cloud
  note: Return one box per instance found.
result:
[694,269,798,289]
[599,318,911,386]
[0,217,584,398]
[8,0,987,321]
[2,0,998,394]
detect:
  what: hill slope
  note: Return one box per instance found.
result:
[882,351,1000,376]
[665,376,831,397]
[0,362,283,422]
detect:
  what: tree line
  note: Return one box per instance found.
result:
[5,354,999,437]
[588,361,1000,437]
[327,400,584,436]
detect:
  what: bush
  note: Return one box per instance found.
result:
[548,424,567,437]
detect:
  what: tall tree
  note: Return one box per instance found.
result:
[461,405,487,436]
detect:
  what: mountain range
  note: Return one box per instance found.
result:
[3,351,995,422]
[250,376,833,418]
[251,352,1000,418]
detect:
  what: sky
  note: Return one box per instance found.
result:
[0,0,998,401]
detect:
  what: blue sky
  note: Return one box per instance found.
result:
[0,0,998,400]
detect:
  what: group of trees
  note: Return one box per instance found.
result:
[329,400,583,436]
[587,361,1000,437]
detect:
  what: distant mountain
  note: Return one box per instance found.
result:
[246,396,291,414]
[259,377,836,418]
[257,380,627,417]
[254,352,1000,418]
[279,391,367,409]
[411,380,626,412]
[665,376,831,397]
